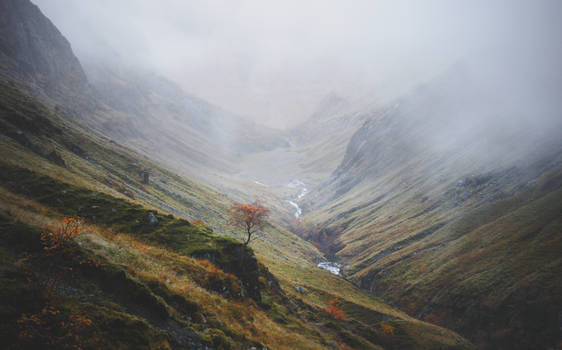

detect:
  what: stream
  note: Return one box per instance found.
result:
[286,179,308,218]
[317,261,342,275]
[254,178,341,275]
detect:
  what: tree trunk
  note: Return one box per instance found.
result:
[244,227,251,245]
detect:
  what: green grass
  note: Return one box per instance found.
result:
[299,138,562,350]
[0,80,475,349]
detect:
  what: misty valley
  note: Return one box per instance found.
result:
[0,1,561,349]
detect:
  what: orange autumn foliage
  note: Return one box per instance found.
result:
[198,259,243,298]
[229,201,270,245]
[41,217,83,252]
[326,298,347,321]
[380,321,395,336]
[17,305,100,349]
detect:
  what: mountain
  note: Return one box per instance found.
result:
[82,60,290,180]
[0,1,474,349]
[0,0,288,180]
[300,64,562,349]
[0,0,93,117]
[0,0,87,94]
[236,92,366,195]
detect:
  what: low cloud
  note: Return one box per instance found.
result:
[35,0,562,129]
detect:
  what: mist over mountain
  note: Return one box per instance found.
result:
[1,1,561,349]
[34,0,562,129]
[325,59,562,199]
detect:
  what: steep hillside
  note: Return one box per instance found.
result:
[82,60,289,177]
[0,0,92,116]
[0,73,473,349]
[301,66,562,349]
[0,0,288,182]
[2,1,558,349]
[0,0,86,93]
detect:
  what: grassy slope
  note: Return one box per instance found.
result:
[359,177,562,350]
[0,80,472,349]
[298,113,562,349]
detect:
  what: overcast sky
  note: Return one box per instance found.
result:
[34,0,562,129]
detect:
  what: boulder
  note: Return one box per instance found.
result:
[148,212,158,225]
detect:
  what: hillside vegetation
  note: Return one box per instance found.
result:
[296,67,562,349]
[1,1,559,349]
[0,80,473,349]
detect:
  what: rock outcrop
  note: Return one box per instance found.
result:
[0,0,88,100]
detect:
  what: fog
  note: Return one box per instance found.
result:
[35,0,561,129]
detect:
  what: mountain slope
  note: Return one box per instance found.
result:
[301,65,562,349]
[0,0,87,94]
[82,60,289,176]
[0,68,473,350]
[0,0,92,117]
[0,0,288,182]
[0,1,474,348]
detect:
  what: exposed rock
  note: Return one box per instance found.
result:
[148,212,158,225]
[294,286,307,294]
[46,150,66,167]
[0,0,89,100]
[141,170,150,184]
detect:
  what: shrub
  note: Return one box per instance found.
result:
[41,217,83,252]
[17,305,100,349]
[379,321,395,336]
[325,298,347,321]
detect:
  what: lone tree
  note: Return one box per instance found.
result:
[229,201,270,245]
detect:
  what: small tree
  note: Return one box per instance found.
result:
[229,201,270,245]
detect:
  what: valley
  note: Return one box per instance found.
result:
[1,1,561,349]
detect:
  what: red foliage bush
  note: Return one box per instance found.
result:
[41,217,83,252]
[17,305,100,349]
[326,298,347,321]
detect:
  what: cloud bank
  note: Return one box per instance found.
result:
[35,0,562,128]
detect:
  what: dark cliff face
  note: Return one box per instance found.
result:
[0,0,88,98]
